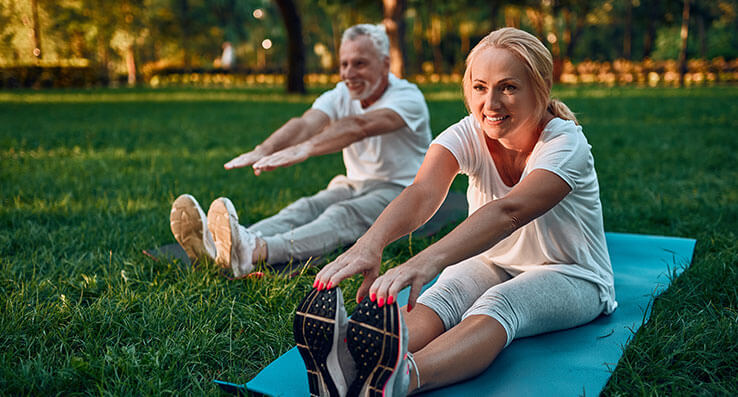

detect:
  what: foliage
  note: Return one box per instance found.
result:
[1,0,737,81]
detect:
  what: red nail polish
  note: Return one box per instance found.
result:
[370,293,376,302]
[387,296,394,305]
[318,282,324,291]
[358,296,365,304]
[326,281,333,290]
[313,279,318,288]
[378,297,384,307]
[407,304,413,312]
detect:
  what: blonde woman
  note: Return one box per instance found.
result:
[295,27,616,396]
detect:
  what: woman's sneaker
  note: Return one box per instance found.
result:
[346,298,409,396]
[294,287,354,397]
[169,194,216,263]
[207,197,255,277]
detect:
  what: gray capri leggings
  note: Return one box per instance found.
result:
[416,255,605,346]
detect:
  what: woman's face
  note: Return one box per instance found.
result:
[468,47,542,149]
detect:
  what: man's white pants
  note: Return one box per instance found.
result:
[247,175,403,264]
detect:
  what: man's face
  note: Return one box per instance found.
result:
[339,36,389,103]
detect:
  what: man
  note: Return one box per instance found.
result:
[169,24,431,278]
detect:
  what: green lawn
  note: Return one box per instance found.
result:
[1,85,736,395]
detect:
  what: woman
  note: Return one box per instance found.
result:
[295,27,616,396]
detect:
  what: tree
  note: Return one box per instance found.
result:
[678,0,690,87]
[274,0,306,93]
[30,0,42,60]
[383,0,406,77]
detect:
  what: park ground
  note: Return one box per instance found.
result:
[0,85,736,395]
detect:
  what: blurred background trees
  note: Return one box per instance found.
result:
[1,0,737,90]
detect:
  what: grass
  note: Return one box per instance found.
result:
[1,84,736,395]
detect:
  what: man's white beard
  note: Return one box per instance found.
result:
[348,77,383,102]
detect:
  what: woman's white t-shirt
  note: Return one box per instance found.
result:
[312,74,432,187]
[432,116,617,314]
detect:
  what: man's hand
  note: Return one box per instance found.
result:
[251,143,311,175]
[224,147,268,170]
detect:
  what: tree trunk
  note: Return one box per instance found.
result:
[31,0,42,60]
[549,3,564,83]
[697,13,706,58]
[643,2,658,58]
[274,0,306,93]
[126,45,137,85]
[382,0,406,78]
[623,0,632,59]
[678,0,690,87]
[489,1,501,31]
[525,8,545,41]
[430,14,442,73]
[178,0,192,71]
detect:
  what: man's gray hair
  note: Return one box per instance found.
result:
[341,24,390,58]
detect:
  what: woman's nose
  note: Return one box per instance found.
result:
[485,90,500,110]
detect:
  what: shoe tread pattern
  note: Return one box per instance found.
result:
[170,196,204,260]
[294,288,340,397]
[346,299,400,397]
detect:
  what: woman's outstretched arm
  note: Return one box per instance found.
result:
[314,144,460,302]
[370,168,572,309]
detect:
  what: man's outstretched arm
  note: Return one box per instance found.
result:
[224,109,330,171]
[251,108,406,174]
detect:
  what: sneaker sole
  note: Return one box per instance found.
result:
[294,288,345,397]
[346,299,402,397]
[170,194,209,262]
[207,198,239,269]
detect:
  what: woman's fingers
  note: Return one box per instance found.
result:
[369,266,427,310]
[355,275,376,303]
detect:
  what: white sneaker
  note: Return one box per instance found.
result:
[294,287,355,397]
[347,298,409,396]
[207,197,255,277]
[169,194,216,263]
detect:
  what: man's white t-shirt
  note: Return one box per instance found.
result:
[312,74,431,187]
[433,116,617,314]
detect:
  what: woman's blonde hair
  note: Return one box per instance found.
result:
[462,27,577,124]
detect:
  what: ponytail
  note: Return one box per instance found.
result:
[547,98,578,125]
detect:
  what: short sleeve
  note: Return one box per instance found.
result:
[372,84,428,133]
[528,120,592,190]
[311,84,343,121]
[431,116,480,176]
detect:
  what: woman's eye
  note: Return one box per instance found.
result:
[502,85,516,93]
[473,85,485,92]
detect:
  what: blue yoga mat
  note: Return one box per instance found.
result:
[241,232,696,396]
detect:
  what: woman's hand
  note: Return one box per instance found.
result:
[369,256,436,311]
[314,239,383,303]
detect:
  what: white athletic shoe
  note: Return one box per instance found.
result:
[207,197,255,277]
[294,287,355,397]
[347,298,410,396]
[169,194,216,263]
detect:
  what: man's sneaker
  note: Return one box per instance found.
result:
[294,287,354,397]
[170,194,216,263]
[207,197,255,277]
[347,298,409,396]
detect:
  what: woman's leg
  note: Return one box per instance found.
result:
[407,269,605,393]
[408,314,507,394]
[401,256,512,392]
